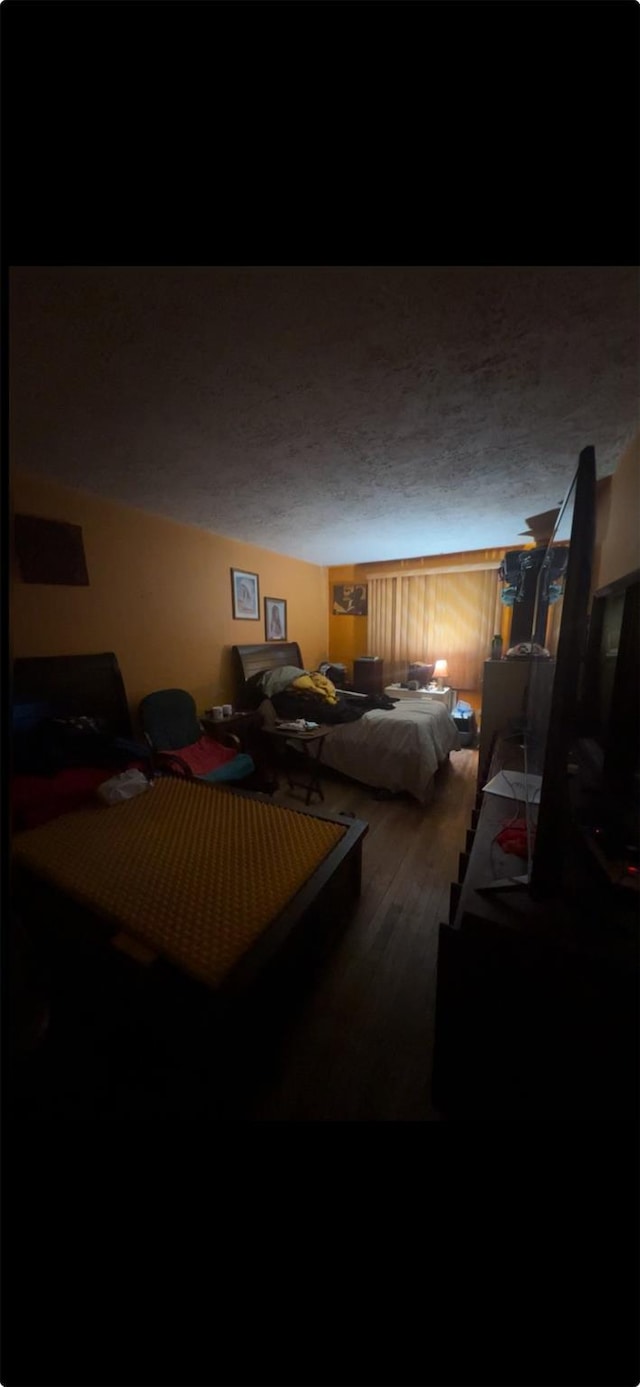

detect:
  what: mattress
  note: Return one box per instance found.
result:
[13,776,347,990]
[318,698,460,803]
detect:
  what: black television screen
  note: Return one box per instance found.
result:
[523,475,575,777]
[578,566,640,849]
[479,447,596,900]
[527,445,596,898]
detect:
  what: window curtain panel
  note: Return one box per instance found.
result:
[369,570,502,688]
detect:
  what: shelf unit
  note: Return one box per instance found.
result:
[432,735,638,1119]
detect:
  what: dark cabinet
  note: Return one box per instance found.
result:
[478,658,533,785]
[201,709,263,753]
[353,658,384,696]
[433,754,638,1120]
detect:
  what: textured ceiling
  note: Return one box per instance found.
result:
[9,265,639,566]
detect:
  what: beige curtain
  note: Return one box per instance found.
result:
[369,570,503,688]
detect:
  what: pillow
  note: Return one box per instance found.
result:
[262,665,307,698]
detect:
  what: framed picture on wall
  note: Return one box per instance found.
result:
[231,568,260,620]
[333,583,367,615]
[264,596,287,641]
[15,514,90,586]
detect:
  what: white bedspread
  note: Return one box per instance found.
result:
[261,695,460,804]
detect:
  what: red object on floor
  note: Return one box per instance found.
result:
[495,818,536,858]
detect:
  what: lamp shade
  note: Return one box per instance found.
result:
[434,659,449,679]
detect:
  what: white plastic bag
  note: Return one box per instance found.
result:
[97,768,152,806]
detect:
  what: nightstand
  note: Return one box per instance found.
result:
[423,686,455,712]
[353,657,384,695]
[265,724,331,804]
[201,709,263,750]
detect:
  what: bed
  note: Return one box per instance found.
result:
[11,653,368,1003]
[232,642,461,804]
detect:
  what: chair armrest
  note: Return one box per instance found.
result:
[153,751,195,778]
[215,732,241,751]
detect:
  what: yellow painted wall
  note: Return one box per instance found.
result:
[11,471,328,726]
[327,565,370,675]
[593,431,639,591]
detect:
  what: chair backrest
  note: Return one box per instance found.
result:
[139,689,201,751]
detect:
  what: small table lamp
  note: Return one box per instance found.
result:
[434,658,449,689]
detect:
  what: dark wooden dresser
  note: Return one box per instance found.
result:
[201,709,263,752]
[432,736,638,1119]
[353,657,384,696]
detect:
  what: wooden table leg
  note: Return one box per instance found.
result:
[304,739,325,805]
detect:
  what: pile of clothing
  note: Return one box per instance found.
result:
[241,664,395,724]
[11,707,153,831]
[506,642,550,658]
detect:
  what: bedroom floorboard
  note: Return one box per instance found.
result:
[239,747,478,1120]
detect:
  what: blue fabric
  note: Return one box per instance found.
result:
[12,701,51,732]
[201,753,254,783]
[111,736,153,763]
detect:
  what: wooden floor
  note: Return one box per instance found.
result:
[240,746,479,1120]
[11,748,479,1122]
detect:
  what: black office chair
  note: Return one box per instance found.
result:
[139,688,254,784]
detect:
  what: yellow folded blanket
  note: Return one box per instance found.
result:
[13,776,346,990]
[292,672,338,703]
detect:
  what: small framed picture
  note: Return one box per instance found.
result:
[333,583,368,615]
[231,568,260,620]
[264,596,287,641]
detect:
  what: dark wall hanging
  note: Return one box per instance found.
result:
[14,514,90,586]
[332,583,367,616]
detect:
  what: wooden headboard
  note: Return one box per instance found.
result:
[12,652,132,737]
[232,642,304,688]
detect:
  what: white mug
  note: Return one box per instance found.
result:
[212,706,224,721]
[223,704,233,717]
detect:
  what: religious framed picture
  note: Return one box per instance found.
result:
[264,596,287,641]
[333,583,368,616]
[231,568,260,620]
